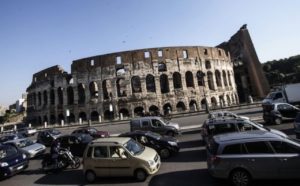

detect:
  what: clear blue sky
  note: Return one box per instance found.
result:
[0,0,300,107]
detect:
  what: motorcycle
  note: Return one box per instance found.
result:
[41,148,81,172]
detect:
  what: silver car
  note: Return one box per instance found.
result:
[207,130,300,186]
[208,111,250,120]
[5,138,46,158]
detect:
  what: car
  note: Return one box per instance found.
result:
[54,133,93,156]
[130,116,180,136]
[263,102,300,125]
[294,112,300,138]
[119,131,179,158]
[17,127,37,137]
[0,143,29,180]
[36,128,62,146]
[4,138,46,158]
[71,127,110,139]
[208,111,250,120]
[206,130,300,186]
[82,137,161,183]
[201,118,287,145]
[0,133,26,143]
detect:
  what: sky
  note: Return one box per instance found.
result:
[0,0,300,107]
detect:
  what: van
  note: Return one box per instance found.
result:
[130,116,180,136]
[82,137,161,183]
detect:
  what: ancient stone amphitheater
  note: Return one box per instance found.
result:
[26,46,238,126]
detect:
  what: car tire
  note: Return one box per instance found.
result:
[160,148,171,159]
[274,117,282,125]
[230,169,251,186]
[135,169,147,182]
[85,170,96,183]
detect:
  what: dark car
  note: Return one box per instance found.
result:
[54,133,93,156]
[0,143,29,180]
[0,133,26,143]
[71,127,110,139]
[36,129,62,146]
[119,130,179,158]
[263,102,300,125]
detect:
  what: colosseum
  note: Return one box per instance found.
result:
[26,46,238,126]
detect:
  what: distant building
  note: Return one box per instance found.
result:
[0,106,7,116]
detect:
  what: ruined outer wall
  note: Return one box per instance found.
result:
[26,46,238,126]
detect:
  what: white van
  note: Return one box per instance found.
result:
[82,137,161,183]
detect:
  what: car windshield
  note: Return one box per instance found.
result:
[0,145,18,160]
[88,128,97,134]
[266,92,276,99]
[18,139,34,148]
[123,138,145,155]
[146,131,161,140]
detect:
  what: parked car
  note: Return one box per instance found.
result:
[54,133,93,156]
[119,130,179,158]
[72,127,110,139]
[263,102,300,124]
[206,130,300,186]
[4,138,46,158]
[0,133,26,143]
[208,111,250,120]
[294,112,300,138]
[0,143,29,180]
[16,123,37,137]
[201,118,287,145]
[82,137,161,183]
[130,116,180,136]
[36,129,62,146]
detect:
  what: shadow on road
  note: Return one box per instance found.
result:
[163,148,207,162]
[179,139,203,149]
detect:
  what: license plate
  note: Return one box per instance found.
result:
[16,165,23,170]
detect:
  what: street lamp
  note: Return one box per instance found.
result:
[197,71,209,113]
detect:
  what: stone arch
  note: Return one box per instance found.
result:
[119,108,130,118]
[160,74,170,93]
[196,71,205,86]
[149,105,159,115]
[89,81,99,99]
[185,71,194,88]
[134,106,144,117]
[207,71,215,90]
[231,94,235,104]
[173,72,182,89]
[58,114,65,124]
[78,84,85,104]
[146,74,156,92]
[219,95,225,108]
[69,113,76,123]
[228,71,232,86]
[131,76,142,93]
[211,97,218,109]
[223,70,228,87]
[205,60,211,69]
[158,62,167,72]
[117,78,127,97]
[215,70,222,87]
[102,80,110,100]
[176,101,186,112]
[67,86,74,105]
[43,115,48,123]
[50,89,55,105]
[104,110,114,120]
[226,95,231,106]
[43,90,48,105]
[79,112,87,122]
[50,115,56,124]
[163,103,172,115]
[38,92,42,106]
[57,87,63,105]
[235,93,239,104]
[91,111,99,122]
[189,100,198,111]
[38,116,42,125]
[33,92,36,106]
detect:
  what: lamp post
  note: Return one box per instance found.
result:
[197,71,209,113]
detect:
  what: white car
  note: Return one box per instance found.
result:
[208,111,250,120]
[5,138,46,158]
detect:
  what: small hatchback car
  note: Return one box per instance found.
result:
[206,130,300,186]
[83,137,161,183]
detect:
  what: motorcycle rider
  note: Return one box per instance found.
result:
[50,140,60,168]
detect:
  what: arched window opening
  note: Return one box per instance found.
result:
[58,114,64,124]
[227,95,231,106]
[163,103,172,115]
[79,112,87,122]
[117,78,127,97]
[146,74,156,92]
[69,113,76,123]
[131,76,142,93]
[189,100,198,111]
[173,72,182,89]
[78,84,86,104]
[50,115,56,124]
[119,108,130,118]
[50,89,55,105]
[67,86,74,105]
[228,71,232,86]
[223,70,228,87]
[211,97,218,109]
[215,70,222,87]
[149,105,159,116]
[205,60,211,69]
[160,74,170,93]
[57,87,63,105]
[207,72,215,90]
[104,110,114,120]
[102,80,109,100]
[89,82,99,99]
[38,92,42,106]
[134,107,144,117]
[196,71,205,86]
[201,99,208,110]
[158,62,167,72]
[176,102,186,112]
[43,90,48,105]
[91,111,99,122]
[185,71,194,88]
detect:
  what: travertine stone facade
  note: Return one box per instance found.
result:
[26,46,238,126]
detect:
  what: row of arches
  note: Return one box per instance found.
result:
[28,70,233,107]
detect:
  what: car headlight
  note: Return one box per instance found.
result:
[22,153,27,159]
[0,162,9,167]
[168,141,177,146]
[147,160,155,167]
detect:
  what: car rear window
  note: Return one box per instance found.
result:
[212,123,237,135]
[222,143,247,154]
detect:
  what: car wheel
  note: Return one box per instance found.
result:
[160,148,171,159]
[85,170,96,183]
[274,117,282,125]
[135,169,147,182]
[230,169,251,186]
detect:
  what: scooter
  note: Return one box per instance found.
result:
[41,148,81,173]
